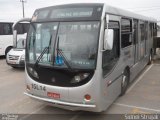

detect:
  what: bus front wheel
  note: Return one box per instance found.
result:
[120,70,129,96]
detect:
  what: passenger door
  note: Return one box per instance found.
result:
[133,19,139,63]
[102,14,121,107]
[102,15,120,77]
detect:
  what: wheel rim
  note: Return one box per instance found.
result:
[149,54,152,62]
[122,75,127,89]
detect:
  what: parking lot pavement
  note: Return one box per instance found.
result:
[0,58,46,114]
[0,55,160,119]
[0,58,80,118]
[106,64,160,114]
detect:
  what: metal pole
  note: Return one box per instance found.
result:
[22,1,24,18]
[20,0,26,18]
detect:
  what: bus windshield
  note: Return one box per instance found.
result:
[27,21,100,69]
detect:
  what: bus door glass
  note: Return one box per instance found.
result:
[148,23,153,49]
[145,22,148,55]
[139,21,145,59]
[133,19,139,63]
[102,16,120,76]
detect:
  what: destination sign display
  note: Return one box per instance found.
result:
[50,8,93,19]
[32,4,103,22]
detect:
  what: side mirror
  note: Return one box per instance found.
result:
[13,30,17,48]
[12,18,31,48]
[104,29,114,50]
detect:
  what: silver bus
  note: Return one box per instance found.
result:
[13,3,157,112]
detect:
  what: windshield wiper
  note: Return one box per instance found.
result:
[34,34,53,67]
[56,37,72,70]
[34,46,49,67]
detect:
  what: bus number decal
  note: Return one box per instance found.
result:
[31,84,46,91]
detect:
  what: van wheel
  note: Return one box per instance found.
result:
[148,53,152,65]
[120,70,129,96]
[5,46,12,57]
[12,66,18,69]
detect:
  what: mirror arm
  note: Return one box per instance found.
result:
[105,14,109,45]
[101,49,106,52]
[102,14,110,51]
[12,18,31,48]
[106,14,109,30]
[13,30,17,48]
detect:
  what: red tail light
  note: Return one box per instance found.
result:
[84,94,91,101]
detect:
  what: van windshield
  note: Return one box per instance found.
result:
[17,38,25,49]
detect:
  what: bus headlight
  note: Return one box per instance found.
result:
[28,67,39,79]
[71,73,90,83]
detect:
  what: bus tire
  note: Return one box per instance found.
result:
[5,46,12,57]
[120,69,129,96]
[147,52,152,65]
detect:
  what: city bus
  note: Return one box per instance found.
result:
[13,3,157,112]
[0,21,29,56]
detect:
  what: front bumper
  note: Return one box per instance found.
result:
[24,92,96,108]
[7,60,25,67]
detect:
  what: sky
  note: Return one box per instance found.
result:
[0,0,160,23]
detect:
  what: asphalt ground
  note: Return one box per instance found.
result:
[0,55,160,120]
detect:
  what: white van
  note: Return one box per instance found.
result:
[6,38,25,68]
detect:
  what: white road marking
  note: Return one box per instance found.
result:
[126,64,153,93]
[114,103,160,113]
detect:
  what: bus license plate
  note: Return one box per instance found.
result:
[47,92,60,99]
[8,61,16,64]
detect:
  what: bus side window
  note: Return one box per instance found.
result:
[140,21,145,42]
[121,18,132,48]
[3,23,12,35]
[0,23,3,35]
[102,21,120,76]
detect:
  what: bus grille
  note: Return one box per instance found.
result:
[8,55,19,60]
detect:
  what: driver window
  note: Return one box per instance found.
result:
[102,21,120,76]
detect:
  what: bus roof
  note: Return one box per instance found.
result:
[104,4,157,22]
[35,3,104,11]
